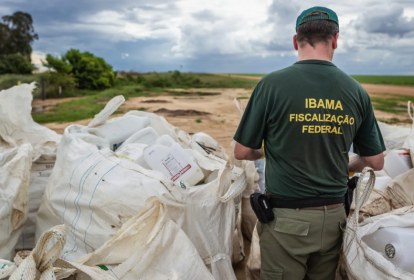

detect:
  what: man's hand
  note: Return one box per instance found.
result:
[349,153,384,173]
[234,141,264,161]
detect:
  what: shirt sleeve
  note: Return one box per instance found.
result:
[233,82,267,149]
[353,98,386,156]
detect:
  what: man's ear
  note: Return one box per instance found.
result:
[332,33,339,49]
[293,35,299,50]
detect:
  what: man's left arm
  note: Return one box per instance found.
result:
[233,82,267,161]
[234,142,263,161]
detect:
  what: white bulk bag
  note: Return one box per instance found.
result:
[3,198,214,280]
[35,127,186,261]
[230,99,261,241]
[0,83,61,251]
[384,168,414,209]
[17,154,56,250]
[180,150,247,280]
[245,225,261,280]
[343,167,414,279]
[77,197,214,280]
[1,224,115,280]
[0,144,32,260]
[403,101,414,164]
[377,121,411,152]
[0,83,61,159]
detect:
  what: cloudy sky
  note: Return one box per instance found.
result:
[2,0,414,74]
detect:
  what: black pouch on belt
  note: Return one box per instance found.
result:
[250,192,275,223]
[345,176,359,216]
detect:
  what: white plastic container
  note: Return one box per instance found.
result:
[362,175,393,190]
[87,115,151,151]
[116,143,150,169]
[75,133,110,150]
[185,149,196,162]
[144,135,204,188]
[118,127,159,149]
[383,150,413,178]
[362,227,414,274]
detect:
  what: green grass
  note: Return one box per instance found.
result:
[378,118,412,125]
[32,85,149,123]
[351,76,414,86]
[119,72,258,89]
[227,74,414,87]
[237,96,250,100]
[195,119,202,123]
[371,93,413,115]
[229,74,265,77]
[0,74,39,90]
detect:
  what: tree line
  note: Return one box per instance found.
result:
[0,11,115,93]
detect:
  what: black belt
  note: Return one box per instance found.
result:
[267,195,345,209]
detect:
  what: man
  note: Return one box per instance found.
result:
[233,6,385,280]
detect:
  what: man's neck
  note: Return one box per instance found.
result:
[297,43,333,62]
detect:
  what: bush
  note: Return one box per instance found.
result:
[43,49,115,90]
[37,72,77,98]
[0,54,33,74]
[43,54,72,74]
[0,74,38,91]
[142,76,172,88]
[65,49,115,90]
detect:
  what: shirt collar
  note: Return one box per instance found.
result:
[294,60,336,67]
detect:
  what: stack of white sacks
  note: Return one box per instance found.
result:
[0,85,259,280]
[0,83,61,261]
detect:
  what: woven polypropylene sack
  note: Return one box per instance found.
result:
[77,197,214,280]
[0,83,61,251]
[403,101,414,164]
[245,225,261,280]
[1,225,114,280]
[377,121,411,152]
[179,151,247,280]
[0,144,32,261]
[384,168,414,209]
[0,83,61,159]
[343,168,414,279]
[35,128,186,261]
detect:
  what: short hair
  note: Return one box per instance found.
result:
[296,12,339,48]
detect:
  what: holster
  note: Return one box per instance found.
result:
[345,176,359,216]
[250,192,275,224]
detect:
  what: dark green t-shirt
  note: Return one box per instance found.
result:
[234,60,386,200]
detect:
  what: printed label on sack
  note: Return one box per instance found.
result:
[32,156,56,180]
[162,150,191,182]
[398,152,413,168]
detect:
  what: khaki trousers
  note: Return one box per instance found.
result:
[257,206,347,280]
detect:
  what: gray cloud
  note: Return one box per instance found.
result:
[192,10,221,23]
[268,0,300,24]
[354,5,414,37]
[1,0,414,74]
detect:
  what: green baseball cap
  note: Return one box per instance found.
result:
[296,6,339,31]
